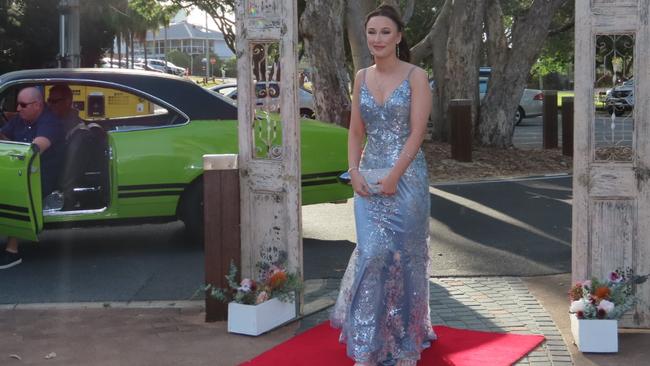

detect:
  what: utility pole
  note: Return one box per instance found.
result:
[57,0,80,68]
[205,11,209,81]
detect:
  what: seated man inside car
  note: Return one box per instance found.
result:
[0,87,65,269]
[47,84,85,139]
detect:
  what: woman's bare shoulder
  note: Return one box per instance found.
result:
[405,64,428,80]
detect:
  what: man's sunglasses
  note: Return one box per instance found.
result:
[17,101,38,108]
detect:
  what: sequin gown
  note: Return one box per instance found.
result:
[331,68,435,364]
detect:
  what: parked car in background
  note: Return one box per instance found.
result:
[133,62,164,73]
[605,78,634,116]
[429,67,543,125]
[479,76,543,125]
[211,81,316,119]
[145,59,186,76]
[0,69,351,243]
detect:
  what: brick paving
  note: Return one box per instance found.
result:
[300,277,572,365]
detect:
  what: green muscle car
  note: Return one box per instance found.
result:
[0,69,351,242]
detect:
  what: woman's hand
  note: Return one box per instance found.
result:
[350,170,371,197]
[378,173,398,196]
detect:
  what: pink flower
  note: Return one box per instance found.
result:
[582,280,592,289]
[255,291,269,304]
[598,299,615,314]
[239,278,256,293]
[609,271,622,283]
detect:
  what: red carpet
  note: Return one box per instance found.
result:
[240,321,545,366]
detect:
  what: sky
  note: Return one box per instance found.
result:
[179,6,224,31]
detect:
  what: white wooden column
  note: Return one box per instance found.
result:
[235,0,302,305]
[574,0,649,328]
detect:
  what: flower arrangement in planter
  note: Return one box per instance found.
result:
[206,250,302,336]
[568,268,648,353]
[569,268,648,320]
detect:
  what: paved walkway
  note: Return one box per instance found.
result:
[300,277,571,365]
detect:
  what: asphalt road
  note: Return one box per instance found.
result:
[514,113,633,149]
[0,176,572,304]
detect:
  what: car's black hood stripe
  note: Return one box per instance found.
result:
[0,211,30,222]
[119,183,188,191]
[301,171,344,180]
[301,179,339,187]
[119,191,182,199]
[0,203,29,214]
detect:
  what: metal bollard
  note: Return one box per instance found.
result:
[561,97,574,157]
[449,99,472,162]
[543,90,558,149]
[203,154,241,322]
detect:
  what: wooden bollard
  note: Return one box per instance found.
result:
[203,154,241,322]
[561,97,574,157]
[449,99,472,162]
[543,90,558,149]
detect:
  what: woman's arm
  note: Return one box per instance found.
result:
[379,67,431,195]
[348,68,371,197]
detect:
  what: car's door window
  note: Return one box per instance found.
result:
[62,85,186,131]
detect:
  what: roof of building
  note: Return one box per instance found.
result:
[147,21,226,41]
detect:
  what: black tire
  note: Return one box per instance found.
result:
[178,178,204,245]
[514,106,524,126]
[300,108,315,119]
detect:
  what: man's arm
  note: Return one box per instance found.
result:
[32,136,52,153]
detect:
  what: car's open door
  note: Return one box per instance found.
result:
[0,141,43,241]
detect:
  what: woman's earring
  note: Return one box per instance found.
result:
[396,45,400,58]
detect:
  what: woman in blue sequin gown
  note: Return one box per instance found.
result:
[330,5,435,366]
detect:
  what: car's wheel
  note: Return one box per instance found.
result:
[178,178,204,245]
[300,108,315,119]
[606,106,626,117]
[514,106,524,126]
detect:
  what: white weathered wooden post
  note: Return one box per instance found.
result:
[235,1,302,305]
[574,0,649,327]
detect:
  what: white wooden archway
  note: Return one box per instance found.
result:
[574,0,649,328]
[235,0,302,305]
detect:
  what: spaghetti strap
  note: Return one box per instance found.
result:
[362,68,368,84]
[406,65,417,81]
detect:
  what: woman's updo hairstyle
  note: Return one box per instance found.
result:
[364,4,410,62]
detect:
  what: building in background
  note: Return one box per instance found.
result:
[137,21,233,61]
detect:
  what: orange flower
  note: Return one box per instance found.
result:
[594,286,611,300]
[268,271,288,290]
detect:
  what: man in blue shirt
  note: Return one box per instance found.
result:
[0,87,64,269]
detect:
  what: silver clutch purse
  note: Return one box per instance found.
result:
[359,168,391,194]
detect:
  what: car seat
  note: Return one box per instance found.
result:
[59,123,108,210]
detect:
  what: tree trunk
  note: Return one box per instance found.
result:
[130,32,135,68]
[410,0,452,141]
[346,0,374,73]
[478,0,567,147]
[444,0,485,139]
[300,0,351,127]
[117,33,122,68]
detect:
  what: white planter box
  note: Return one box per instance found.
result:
[570,314,618,353]
[228,298,296,336]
